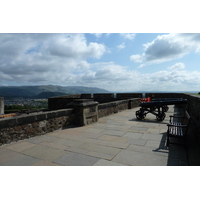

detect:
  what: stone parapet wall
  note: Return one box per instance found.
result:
[179,94,200,139]
[116,93,142,99]
[98,98,140,118]
[48,94,81,110]
[93,93,115,103]
[49,93,141,109]
[145,93,183,98]
[68,99,99,126]
[0,109,75,145]
[80,94,92,99]
[0,97,4,115]
[48,94,93,110]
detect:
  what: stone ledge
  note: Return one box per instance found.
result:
[0,108,73,129]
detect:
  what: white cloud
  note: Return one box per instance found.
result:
[117,43,125,49]
[168,62,185,71]
[0,33,107,85]
[76,61,91,71]
[91,33,103,38]
[120,33,136,40]
[130,54,143,62]
[1,33,200,92]
[137,64,145,68]
[71,61,200,92]
[130,33,200,64]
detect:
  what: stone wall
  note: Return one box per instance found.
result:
[177,93,200,165]
[116,93,142,99]
[145,93,183,98]
[48,94,93,110]
[67,99,99,126]
[98,98,140,118]
[48,93,141,109]
[93,93,115,103]
[0,96,140,145]
[0,109,75,145]
[0,97,4,115]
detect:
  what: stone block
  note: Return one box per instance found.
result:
[46,111,58,119]
[21,145,67,161]
[16,115,36,125]
[93,159,127,166]
[0,118,17,129]
[112,149,168,166]
[53,152,100,166]
[1,154,40,166]
[36,113,47,121]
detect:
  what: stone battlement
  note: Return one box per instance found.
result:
[1,92,200,156]
[0,93,142,145]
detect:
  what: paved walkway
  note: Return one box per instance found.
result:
[0,105,188,166]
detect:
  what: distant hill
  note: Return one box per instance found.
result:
[0,85,109,98]
[35,92,68,99]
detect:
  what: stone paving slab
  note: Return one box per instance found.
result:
[5,141,36,152]
[127,138,148,146]
[0,105,189,166]
[98,135,129,143]
[86,151,116,160]
[82,127,105,134]
[64,146,90,155]
[145,140,165,148]
[141,133,164,142]
[93,159,126,166]
[100,130,127,137]
[40,141,67,150]
[127,144,157,155]
[78,142,121,156]
[53,152,100,166]
[0,148,25,165]
[128,126,149,132]
[2,154,40,166]
[112,149,168,166]
[21,145,68,161]
[123,132,143,139]
[99,140,129,149]
[32,160,60,166]
[80,132,103,139]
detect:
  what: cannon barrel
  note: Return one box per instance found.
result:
[139,99,187,107]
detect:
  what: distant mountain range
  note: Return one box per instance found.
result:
[0,85,110,98]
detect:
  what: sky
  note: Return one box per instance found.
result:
[1,33,200,92]
[1,0,200,93]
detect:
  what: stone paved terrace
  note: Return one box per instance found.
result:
[0,105,188,166]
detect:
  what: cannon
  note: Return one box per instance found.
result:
[135,98,187,121]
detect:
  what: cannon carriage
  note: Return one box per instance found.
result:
[136,98,187,121]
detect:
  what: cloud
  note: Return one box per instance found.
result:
[117,43,125,49]
[137,64,145,68]
[130,54,143,62]
[91,33,103,38]
[68,62,200,92]
[1,33,200,92]
[76,61,91,71]
[120,33,136,40]
[168,62,185,71]
[130,33,200,64]
[45,34,106,59]
[0,33,107,85]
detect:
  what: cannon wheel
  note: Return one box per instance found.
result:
[156,113,166,121]
[136,110,146,120]
[163,105,169,112]
[150,106,156,112]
